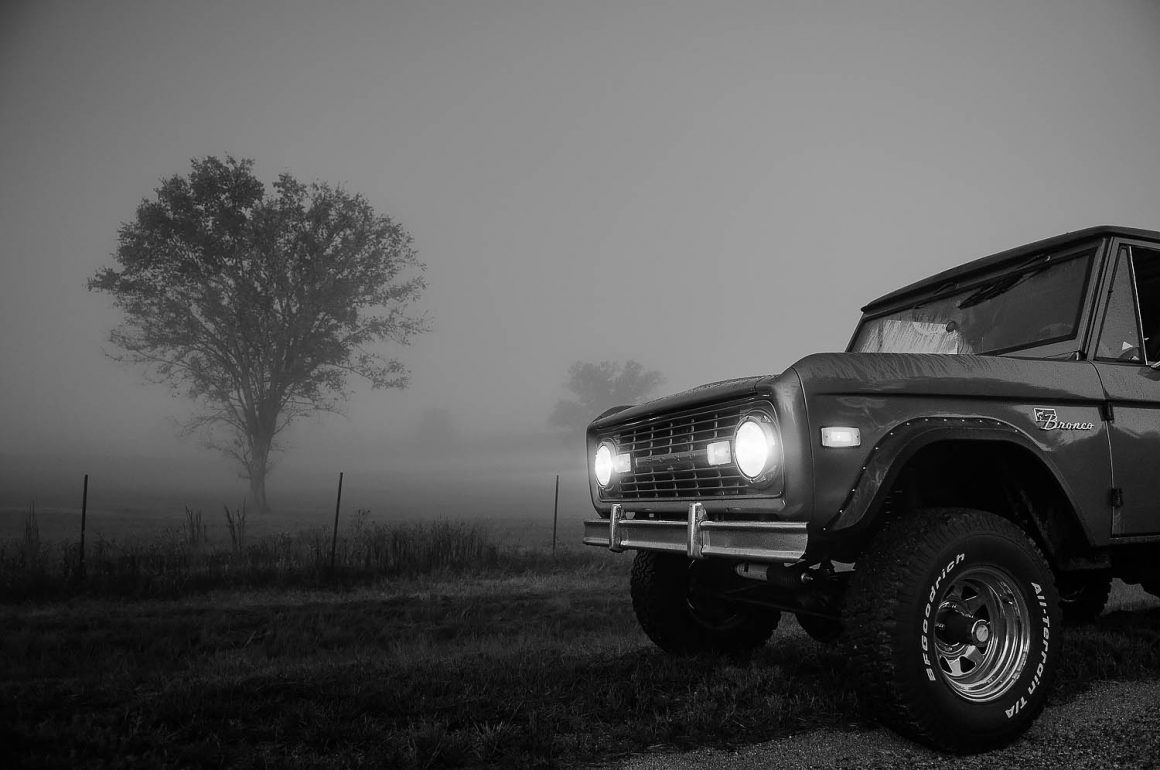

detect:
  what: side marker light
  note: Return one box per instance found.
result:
[821,427,861,448]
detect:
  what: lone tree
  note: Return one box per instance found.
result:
[90,156,428,512]
[550,360,664,434]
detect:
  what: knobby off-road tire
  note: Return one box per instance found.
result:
[844,508,1061,753]
[1057,571,1112,624]
[631,551,779,655]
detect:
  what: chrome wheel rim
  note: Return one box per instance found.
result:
[933,566,1031,702]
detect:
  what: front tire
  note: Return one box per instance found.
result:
[631,551,779,655]
[845,508,1061,753]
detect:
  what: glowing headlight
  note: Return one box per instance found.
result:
[594,443,614,487]
[594,442,630,487]
[734,416,779,481]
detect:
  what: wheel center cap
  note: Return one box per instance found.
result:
[971,619,991,645]
[937,609,992,647]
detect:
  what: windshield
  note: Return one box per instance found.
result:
[852,252,1093,355]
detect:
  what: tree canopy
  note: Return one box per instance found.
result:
[550,360,665,434]
[89,156,428,511]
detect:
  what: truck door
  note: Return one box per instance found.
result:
[1091,242,1160,536]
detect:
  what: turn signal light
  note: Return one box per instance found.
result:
[821,427,861,448]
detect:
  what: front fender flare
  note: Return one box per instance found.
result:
[821,416,1078,536]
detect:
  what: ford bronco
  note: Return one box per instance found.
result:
[582,225,1160,752]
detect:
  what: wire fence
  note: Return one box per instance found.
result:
[1,471,600,601]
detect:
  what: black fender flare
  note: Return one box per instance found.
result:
[820,416,1085,547]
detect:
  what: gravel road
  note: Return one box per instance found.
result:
[616,587,1160,770]
[617,678,1159,770]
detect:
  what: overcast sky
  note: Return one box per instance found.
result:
[3,0,1160,497]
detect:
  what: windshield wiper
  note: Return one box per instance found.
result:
[956,255,1050,310]
[910,279,960,310]
[957,274,1025,309]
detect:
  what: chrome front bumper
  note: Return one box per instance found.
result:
[583,503,808,564]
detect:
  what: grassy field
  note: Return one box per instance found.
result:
[0,504,574,600]
[3,523,1159,769]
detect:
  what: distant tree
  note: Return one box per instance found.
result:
[409,407,458,448]
[550,360,665,434]
[89,156,428,512]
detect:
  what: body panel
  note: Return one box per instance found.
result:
[793,352,1111,547]
[589,377,763,430]
[1092,362,1160,536]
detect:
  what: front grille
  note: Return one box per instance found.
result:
[600,401,757,500]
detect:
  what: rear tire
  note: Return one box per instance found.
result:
[845,508,1061,753]
[631,551,779,655]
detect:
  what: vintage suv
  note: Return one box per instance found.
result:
[583,225,1160,752]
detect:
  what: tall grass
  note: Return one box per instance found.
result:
[20,502,41,572]
[0,509,577,601]
[223,501,247,551]
[182,506,207,548]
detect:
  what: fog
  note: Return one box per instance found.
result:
[3,1,1160,531]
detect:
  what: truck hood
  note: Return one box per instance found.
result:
[589,352,1104,433]
[589,376,769,429]
[789,352,1105,401]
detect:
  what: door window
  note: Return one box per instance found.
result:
[1132,247,1160,363]
[1096,248,1143,363]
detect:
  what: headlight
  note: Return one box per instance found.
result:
[594,441,631,488]
[734,415,779,481]
[594,442,614,487]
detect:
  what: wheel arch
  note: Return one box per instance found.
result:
[819,419,1097,568]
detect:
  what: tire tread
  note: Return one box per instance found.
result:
[843,507,1056,752]
[631,551,778,655]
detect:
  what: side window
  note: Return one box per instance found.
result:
[1096,249,1143,362]
[1133,248,1160,363]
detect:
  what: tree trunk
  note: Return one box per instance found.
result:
[246,431,273,514]
[248,471,270,515]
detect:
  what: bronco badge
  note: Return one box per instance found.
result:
[1033,407,1094,431]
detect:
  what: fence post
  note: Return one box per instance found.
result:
[552,473,559,557]
[330,472,344,571]
[79,473,88,579]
